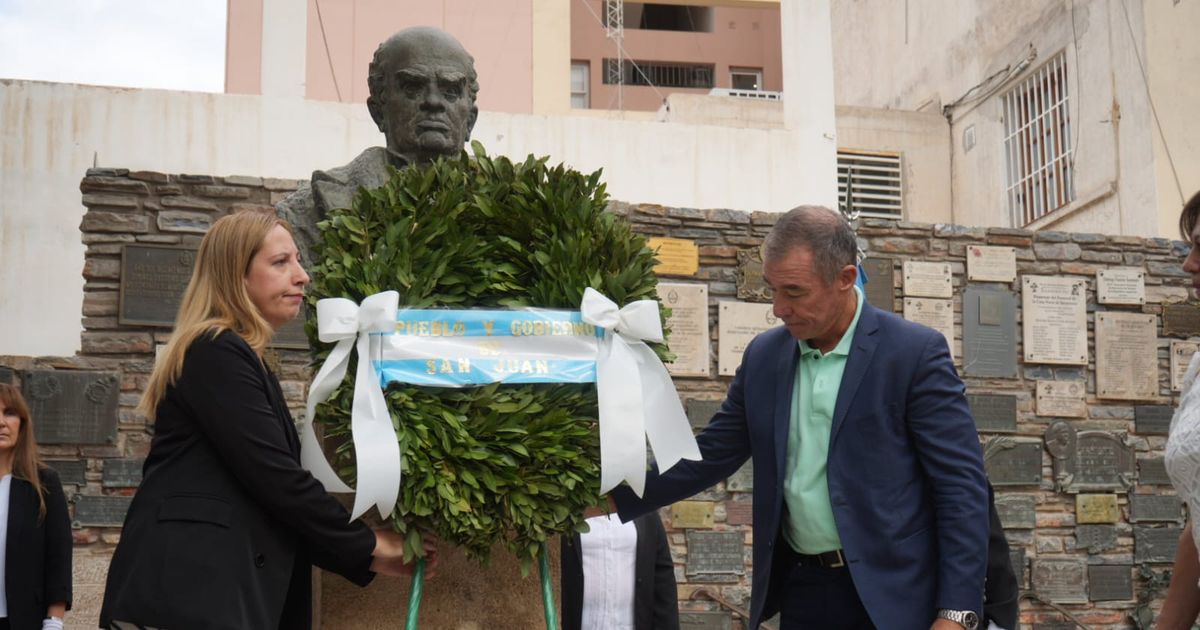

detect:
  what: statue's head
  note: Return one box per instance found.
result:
[367,27,480,165]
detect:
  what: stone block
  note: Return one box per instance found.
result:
[1034,242,1082,261]
[81,193,140,208]
[82,257,120,280]
[80,332,154,354]
[82,291,118,316]
[81,211,149,233]
[157,210,214,233]
[223,175,264,187]
[193,185,252,199]
[128,170,170,183]
[159,196,219,211]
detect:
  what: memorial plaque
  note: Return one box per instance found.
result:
[983,438,1042,486]
[670,501,715,529]
[119,244,197,326]
[1088,565,1133,601]
[966,393,1017,433]
[718,302,777,376]
[1138,457,1172,486]
[967,245,1017,283]
[1135,525,1183,563]
[1035,380,1086,418]
[648,237,699,277]
[1163,304,1200,337]
[1135,405,1173,435]
[685,531,745,576]
[1032,558,1087,603]
[962,288,1017,377]
[686,398,723,429]
[994,494,1036,529]
[727,460,753,492]
[658,283,711,377]
[74,495,133,527]
[1171,341,1199,392]
[1130,494,1184,523]
[725,499,753,526]
[1097,268,1145,305]
[1076,494,1119,524]
[860,257,895,313]
[902,261,953,298]
[102,458,144,488]
[679,611,733,630]
[1076,524,1119,553]
[903,298,955,360]
[735,249,768,301]
[1022,276,1087,365]
[1045,423,1135,493]
[46,460,87,486]
[24,370,119,445]
[270,314,309,350]
[1095,312,1158,400]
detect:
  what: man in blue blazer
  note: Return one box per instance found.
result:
[611,206,988,630]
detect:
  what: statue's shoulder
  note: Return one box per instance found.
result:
[314,146,391,189]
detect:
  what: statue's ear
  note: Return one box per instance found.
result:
[465,105,479,141]
[367,97,385,132]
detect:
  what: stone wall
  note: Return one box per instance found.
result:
[4,167,1196,629]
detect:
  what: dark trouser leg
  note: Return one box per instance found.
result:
[775,549,875,630]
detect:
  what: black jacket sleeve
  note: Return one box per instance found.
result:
[643,513,680,630]
[40,466,73,610]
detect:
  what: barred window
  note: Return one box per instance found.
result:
[1003,52,1074,225]
[601,59,713,89]
[838,150,903,218]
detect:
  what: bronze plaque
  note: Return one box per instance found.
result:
[46,460,87,486]
[1163,304,1200,337]
[1095,312,1158,400]
[735,249,769,302]
[1138,457,1172,486]
[1076,494,1119,524]
[685,531,745,577]
[119,244,197,326]
[670,501,715,529]
[860,257,895,313]
[984,438,1043,486]
[102,458,144,488]
[967,393,1017,433]
[74,495,133,527]
[994,494,1036,529]
[1032,558,1087,603]
[1088,565,1133,601]
[24,370,119,445]
[1135,405,1173,435]
[1135,525,1183,563]
[1130,494,1184,523]
[1045,423,1134,493]
[648,237,699,277]
[1076,524,1118,553]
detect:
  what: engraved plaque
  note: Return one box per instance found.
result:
[1135,405,1173,435]
[102,458,144,488]
[23,370,119,445]
[686,399,723,429]
[1097,268,1145,305]
[903,261,953,298]
[1171,341,1199,392]
[1138,457,1172,485]
[1163,304,1200,337]
[1095,312,1158,400]
[903,298,955,360]
[718,302,777,376]
[994,494,1036,529]
[119,244,197,326]
[685,531,745,576]
[270,314,309,350]
[648,237,699,277]
[1046,424,1135,493]
[679,611,733,630]
[984,438,1042,486]
[735,249,768,301]
[1130,494,1184,523]
[671,501,715,529]
[1032,558,1087,603]
[727,460,754,492]
[1036,380,1086,418]
[1088,565,1133,601]
[1076,524,1118,553]
[658,283,711,377]
[46,460,87,486]
[860,257,895,313]
[725,499,753,526]
[1135,525,1183,563]
[967,393,1017,433]
[967,245,1017,283]
[962,288,1016,377]
[1076,494,1119,524]
[1022,276,1088,365]
[74,495,133,527]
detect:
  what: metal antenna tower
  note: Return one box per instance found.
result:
[604,0,624,110]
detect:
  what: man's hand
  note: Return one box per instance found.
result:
[930,619,969,630]
[370,529,439,578]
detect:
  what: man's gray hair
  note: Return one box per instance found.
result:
[761,205,858,285]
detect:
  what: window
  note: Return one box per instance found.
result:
[571,62,589,109]
[838,150,903,218]
[606,3,713,32]
[602,59,714,88]
[1003,52,1073,225]
[730,68,762,91]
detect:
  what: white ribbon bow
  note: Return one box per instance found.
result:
[580,287,701,497]
[300,291,402,520]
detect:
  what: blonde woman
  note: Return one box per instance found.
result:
[0,384,71,630]
[100,212,424,629]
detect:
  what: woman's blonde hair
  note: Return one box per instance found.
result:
[0,383,49,520]
[138,211,292,419]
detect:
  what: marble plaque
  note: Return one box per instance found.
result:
[962,288,1017,377]
[119,244,197,326]
[1032,558,1088,603]
[648,237,699,277]
[74,495,133,527]
[726,460,754,492]
[967,393,1017,433]
[102,458,144,488]
[670,501,715,529]
[1171,341,1199,392]
[718,302,777,376]
[1076,494,1119,524]
[686,398,723,429]
[1045,423,1134,493]
[24,370,119,445]
[1138,457,1172,485]
[903,298,955,359]
[1035,380,1086,418]
[46,460,87,486]
[1022,276,1088,365]
[679,611,733,630]
[994,494,1036,529]
[1095,312,1158,400]
[1163,304,1200,337]
[725,499,753,526]
[1130,494,1184,523]
[902,261,953,298]
[984,438,1043,486]
[1135,405,1173,435]
[1097,268,1145,305]
[735,249,768,302]
[1089,565,1133,601]
[860,257,895,313]
[967,245,1017,282]
[685,531,745,576]
[658,283,711,377]
[1076,524,1119,553]
[1135,525,1183,563]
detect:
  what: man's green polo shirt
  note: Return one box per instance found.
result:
[782,287,864,554]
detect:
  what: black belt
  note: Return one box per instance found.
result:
[794,548,846,568]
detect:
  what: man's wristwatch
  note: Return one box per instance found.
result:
[936,609,979,630]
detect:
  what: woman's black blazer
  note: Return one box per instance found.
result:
[100,330,376,630]
[5,467,72,630]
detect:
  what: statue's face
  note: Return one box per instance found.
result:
[377,41,476,163]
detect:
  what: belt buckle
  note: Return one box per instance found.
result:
[827,550,845,568]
